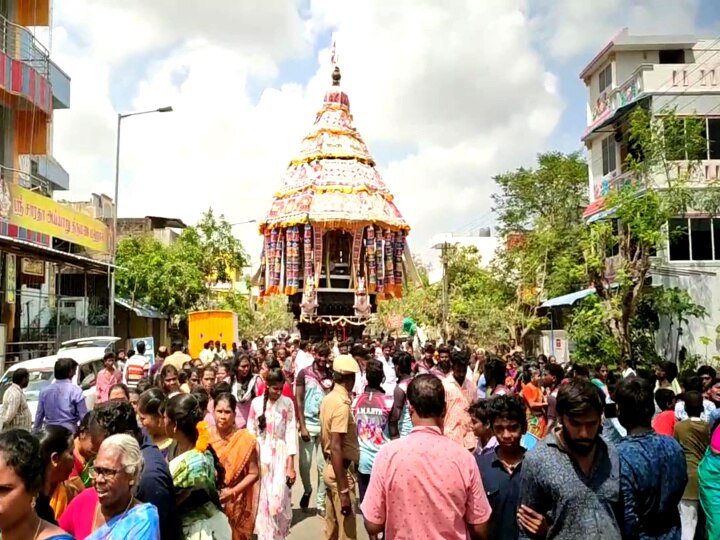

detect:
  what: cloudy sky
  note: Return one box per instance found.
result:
[45,0,720,269]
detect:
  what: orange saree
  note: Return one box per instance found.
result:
[210,428,259,540]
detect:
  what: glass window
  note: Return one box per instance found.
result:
[668,218,690,260]
[598,64,612,93]
[690,218,713,260]
[708,118,720,160]
[602,136,617,176]
[713,220,720,261]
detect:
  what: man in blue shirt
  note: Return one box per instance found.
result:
[476,394,527,539]
[34,357,87,432]
[615,376,688,539]
[89,400,180,540]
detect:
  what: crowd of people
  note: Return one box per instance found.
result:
[0,335,719,539]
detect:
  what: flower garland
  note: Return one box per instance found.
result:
[195,421,210,453]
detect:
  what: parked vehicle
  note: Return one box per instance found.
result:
[0,337,120,421]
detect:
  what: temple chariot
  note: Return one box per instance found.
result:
[257,59,417,340]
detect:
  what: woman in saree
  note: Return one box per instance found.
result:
[520,366,547,439]
[70,412,96,488]
[37,425,82,523]
[210,392,260,540]
[165,393,232,539]
[699,417,720,539]
[59,434,160,539]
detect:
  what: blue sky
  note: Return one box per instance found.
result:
[49,0,720,265]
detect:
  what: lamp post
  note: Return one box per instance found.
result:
[108,106,173,332]
[230,219,257,227]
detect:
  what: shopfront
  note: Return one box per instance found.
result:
[0,179,111,367]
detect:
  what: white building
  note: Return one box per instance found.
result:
[427,229,500,285]
[581,28,720,360]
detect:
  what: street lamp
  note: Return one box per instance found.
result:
[108,106,173,331]
[230,219,257,226]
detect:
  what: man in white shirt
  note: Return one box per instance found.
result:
[377,342,397,394]
[199,341,214,366]
[620,359,637,379]
[294,341,314,380]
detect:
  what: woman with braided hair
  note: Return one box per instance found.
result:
[164,393,231,539]
[247,368,298,539]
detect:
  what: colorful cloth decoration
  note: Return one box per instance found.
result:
[384,229,394,296]
[313,226,323,286]
[365,226,377,292]
[394,230,405,297]
[303,224,314,284]
[375,226,385,296]
[285,226,300,295]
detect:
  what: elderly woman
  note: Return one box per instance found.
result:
[59,434,160,539]
[0,429,74,540]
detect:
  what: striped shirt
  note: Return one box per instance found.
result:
[124,355,150,388]
[1,383,31,431]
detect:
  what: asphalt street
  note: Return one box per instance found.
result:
[287,453,370,540]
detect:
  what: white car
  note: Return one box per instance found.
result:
[0,337,121,422]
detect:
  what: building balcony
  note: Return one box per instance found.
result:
[49,59,70,109]
[0,163,52,196]
[585,160,720,222]
[19,154,70,191]
[0,14,54,114]
[585,62,720,138]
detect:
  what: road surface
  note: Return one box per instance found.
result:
[288,454,370,540]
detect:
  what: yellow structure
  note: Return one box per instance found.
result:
[188,310,238,358]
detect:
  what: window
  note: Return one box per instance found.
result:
[598,64,612,93]
[708,118,720,159]
[668,217,720,261]
[663,116,709,161]
[601,136,617,176]
[659,49,685,64]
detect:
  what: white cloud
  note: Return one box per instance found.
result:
[531,0,704,61]
[51,0,564,266]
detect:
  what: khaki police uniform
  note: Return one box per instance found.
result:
[319,355,360,540]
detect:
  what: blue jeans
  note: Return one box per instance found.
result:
[299,432,326,507]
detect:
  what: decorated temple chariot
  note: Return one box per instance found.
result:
[257,58,417,339]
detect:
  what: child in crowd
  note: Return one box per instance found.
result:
[652,388,677,436]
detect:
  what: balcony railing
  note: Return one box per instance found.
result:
[0,164,50,196]
[0,14,49,77]
[590,61,720,128]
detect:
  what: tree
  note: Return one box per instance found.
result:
[115,210,249,322]
[244,296,294,338]
[491,151,589,348]
[581,107,715,363]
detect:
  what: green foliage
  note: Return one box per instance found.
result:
[242,296,293,338]
[115,210,248,321]
[567,296,621,367]
[583,107,711,363]
[492,151,590,344]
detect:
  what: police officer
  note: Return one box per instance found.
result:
[319,354,360,540]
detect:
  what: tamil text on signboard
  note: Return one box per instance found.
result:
[2,183,110,252]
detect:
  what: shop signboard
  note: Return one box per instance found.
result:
[0,178,110,253]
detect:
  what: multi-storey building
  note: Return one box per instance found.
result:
[0,1,112,362]
[581,28,720,360]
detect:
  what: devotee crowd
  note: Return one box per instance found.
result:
[0,335,719,539]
